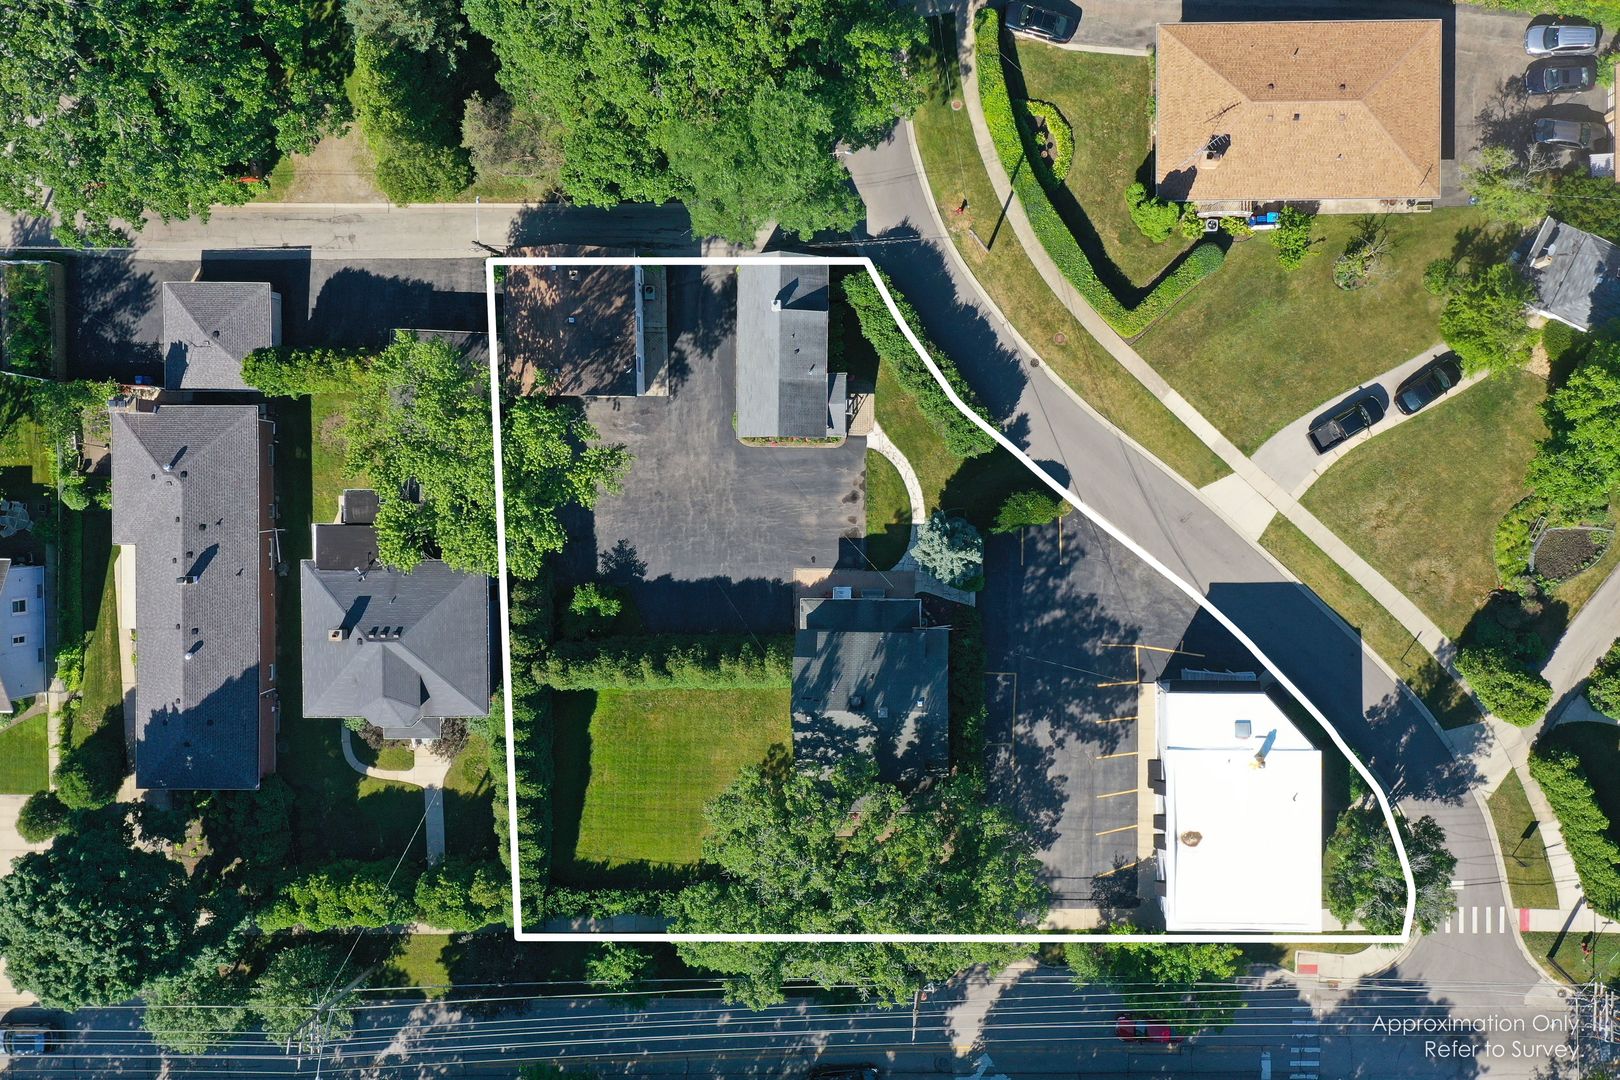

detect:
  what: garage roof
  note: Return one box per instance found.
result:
[1154,20,1442,202]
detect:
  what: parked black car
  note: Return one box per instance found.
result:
[1394,353,1464,415]
[1006,2,1074,42]
[1308,394,1382,454]
[1525,57,1598,94]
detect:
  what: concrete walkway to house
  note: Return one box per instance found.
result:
[1252,345,1488,500]
[866,421,926,530]
[340,728,451,865]
[953,0,1454,674]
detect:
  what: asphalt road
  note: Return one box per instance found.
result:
[5,966,1575,1078]
[839,119,1550,1021]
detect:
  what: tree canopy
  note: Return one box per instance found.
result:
[0,0,348,245]
[1066,935,1244,1035]
[0,815,198,1008]
[669,756,1045,1007]
[1325,790,1456,936]
[1527,336,1620,513]
[1461,146,1553,226]
[1438,263,1536,375]
[250,945,361,1047]
[462,0,926,242]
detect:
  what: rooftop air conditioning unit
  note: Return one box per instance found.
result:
[831,586,854,600]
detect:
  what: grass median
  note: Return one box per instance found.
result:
[1485,770,1559,910]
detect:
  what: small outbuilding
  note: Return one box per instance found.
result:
[1518,216,1620,333]
[1152,679,1323,933]
[162,281,281,392]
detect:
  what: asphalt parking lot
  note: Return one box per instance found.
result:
[980,513,1260,910]
[558,265,866,635]
[64,251,488,381]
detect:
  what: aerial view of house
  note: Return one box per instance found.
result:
[110,401,277,790]
[161,280,281,392]
[735,262,847,441]
[300,488,490,740]
[1518,216,1620,332]
[0,557,44,715]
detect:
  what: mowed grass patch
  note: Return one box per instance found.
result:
[1525,931,1620,984]
[382,934,452,999]
[909,32,1227,488]
[0,714,48,794]
[865,449,912,571]
[310,392,368,521]
[443,730,498,862]
[1301,370,1548,640]
[1486,769,1559,910]
[1014,43,1187,284]
[1260,517,1478,729]
[73,549,122,748]
[551,688,791,884]
[1136,209,1482,454]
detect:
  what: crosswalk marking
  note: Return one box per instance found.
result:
[1439,905,1514,935]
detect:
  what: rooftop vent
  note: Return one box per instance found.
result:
[876,706,890,720]
[831,586,854,600]
[176,574,196,585]
[643,284,657,301]
[329,627,350,642]
[771,298,783,312]
[1234,719,1253,739]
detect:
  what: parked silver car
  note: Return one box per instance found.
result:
[1526,21,1599,56]
[1533,117,1604,149]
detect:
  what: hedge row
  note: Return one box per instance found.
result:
[842,270,997,458]
[502,573,558,926]
[1454,646,1552,727]
[259,857,510,932]
[974,8,1224,338]
[536,635,794,690]
[1528,749,1620,919]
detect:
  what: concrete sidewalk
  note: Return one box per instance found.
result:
[340,728,452,865]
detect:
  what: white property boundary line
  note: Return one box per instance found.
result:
[484,254,1416,945]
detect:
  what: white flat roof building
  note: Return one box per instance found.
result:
[1156,682,1322,933]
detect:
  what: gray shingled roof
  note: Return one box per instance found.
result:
[1521,217,1620,333]
[735,264,838,439]
[791,597,948,786]
[300,532,490,740]
[111,404,266,790]
[162,281,278,391]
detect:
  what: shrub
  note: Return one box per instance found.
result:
[842,271,996,457]
[1423,258,1457,296]
[259,859,418,931]
[912,512,984,589]
[15,791,69,843]
[1270,207,1316,270]
[1454,646,1552,726]
[1602,51,1619,88]
[1493,495,1548,584]
[53,640,85,695]
[1178,208,1207,241]
[584,942,650,990]
[975,8,1224,337]
[1529,748,1620,919]
[1219,216,1252,239]
[1017,100,1072,184]
[413,858,509,930]
[1588,641,1620,716]
[53,732,124,810]
[1126,182,1183,242]
[991,489,1070,534]
[535,635,793,690]
[1440,263,1535,375]
[560,581,628,639]
[241,346,370,397]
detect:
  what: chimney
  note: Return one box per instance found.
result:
[329,627,349,642]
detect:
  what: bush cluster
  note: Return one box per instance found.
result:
[1529,749,1620,918]
[535,635,794,690]
[1589,641,1620,716]
[975,9,1224,338]
[1018,100,1072,184]
[1454,646,1551,727]
[241,346,370,397]
[1125,182,1185,243]
[991,489,1070,534]
[841,270,996,458]
[497,573,558,924]
[1,263,55,377]
[259,856,510,932]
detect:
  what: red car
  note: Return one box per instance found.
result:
[1115,1013,1179,1046]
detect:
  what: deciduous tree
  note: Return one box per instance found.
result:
[1067,934,1244,1035]
[1462,146,1553,226]
[1527,337,1620,512]
[0,0,348,245]
[1325,791,1456,935]
[1439,263,1535,374]
[250,945,361,1047]
[670,757,1045,1007]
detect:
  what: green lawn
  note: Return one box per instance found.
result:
[443,730,499,862]
[1259,517,1479,729]
[382,933,452,999]
[1301,371,1548,640]
[1013,42,1190,284]
[1486,769,1559,910]
[910,19,1227,489]
[0,714,48,794]
[72,557,122,748]
[351,738,414,772]
[1136,210,1483,454]
[1524,932,1620,985]
[551,688,791,884]
[865,449,912,571]
[309,392,368,522]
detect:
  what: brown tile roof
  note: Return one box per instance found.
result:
[1154,21,1442,203]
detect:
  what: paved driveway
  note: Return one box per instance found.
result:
[65,252,488,382]
[560,265,866,635]
[980,513,1259,909]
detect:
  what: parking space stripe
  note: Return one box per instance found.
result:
[1095,825,1136,837]
[1096,788,1137,799]
[1097,715,1136,723]
[1096,859,1139,875]
[1096,750,1137,759]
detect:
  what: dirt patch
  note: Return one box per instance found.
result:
[278,128,386,204]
